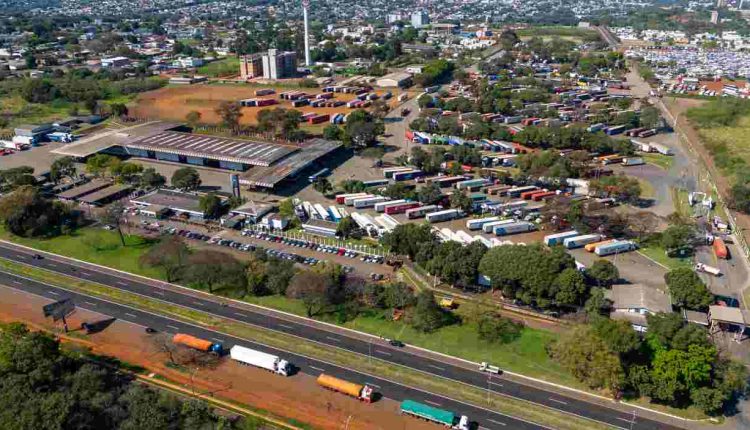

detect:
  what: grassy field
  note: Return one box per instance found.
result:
[694,114,750,177]
[636,177,656,199]
[197,57,240,78]
[0,96,75,135]
[641,153,674,170]
[0,257,613,430]
[637,246,693,271]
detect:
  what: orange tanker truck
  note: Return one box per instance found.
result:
[316,373,374,402]
[173,333,223,353]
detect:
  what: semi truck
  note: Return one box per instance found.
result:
[172,333,223,353]
[229,345,291,376]
[385,202,421,215]
[694,263,722,276]
[563,234,602,249]
[479,362,502,374]
[2,140,30,150]
[543,230,579,246]
[585,239,614,252]
[494,221,535,236]
[594,240,637,256]
[316,374,374,402]
[426,209,463,223]
[344,194,375,206]
[400,400,470,430]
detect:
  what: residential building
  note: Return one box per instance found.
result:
[262,49,297,80]
[101,56,131,68]
[411,11,430,28]
[240,53,264,79]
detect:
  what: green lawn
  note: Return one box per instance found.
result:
[196,57,240,78]
[637,245,693,271]
[641,153,674,170]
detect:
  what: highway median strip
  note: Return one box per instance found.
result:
[0,257,616,430]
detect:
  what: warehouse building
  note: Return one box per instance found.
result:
[52,122,341,190]
[376,72,413,88]
[131,189,226,221]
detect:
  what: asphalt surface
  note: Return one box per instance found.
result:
[0,242,682,430]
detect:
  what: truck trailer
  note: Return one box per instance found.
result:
[543,230,579,246]
[173,333,222,353]
[494,221,535,236]
[466,216,500,230]
[694,263,722,276]
[594,240,637,256]
[385,202,421,215]
[482,219,515,233]
[406,205,439,219]
[229,345,291,376]
[426,209,463,223]
[316,374,374,402]
[563,234,603,249]
[375,199,406,212]
[400,400,469,430]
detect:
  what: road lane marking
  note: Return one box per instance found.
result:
[116,281,128,286]
[167,325,180,331]
[366,382,381,388]
[310,365,324,372]
[233,312,248,317]
[211,337,224,343]
[15,255,25,259]
[80,271,92,277]
[488,419,507,426]
[325,336,341,342]
[47,263,57,268]
[47,290,59,296]
[617,417,634,423]
[11,280,22,285]
[125,313,137,318]
[193,301,204,306]
[428,364,445,371]
[153,290,165,295]
[84,301,97,306]
[489,381,504,387]
[375,350,391,356]
[548,397,568,405]
[424,400,442,407]
[278,323,293,329]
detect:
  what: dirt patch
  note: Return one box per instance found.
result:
[0,285,434,430]
[130,84,406,127]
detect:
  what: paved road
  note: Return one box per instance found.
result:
[0,241,683,430]
[0,270,540,430]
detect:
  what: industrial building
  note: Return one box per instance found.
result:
[131,189,225,221]
[376,72,413,88]
[52,122,341,190]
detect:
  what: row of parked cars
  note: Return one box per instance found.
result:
[163,226,354,273]
[240,229,385,264]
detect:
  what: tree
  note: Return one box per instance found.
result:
[554,268,588,305]
[49,156,77,183]
[591,317,640,355]
[449,188,472,212]
[85,154,119,177]
[110,103,128,117]
[313,177,333,195]
[100,201,127,245]
[589,175,641,203]
[215,101,243,132]
[171,167,201,191]
[549,326,624,393]
[0,166,36,191]
[0,185,78,237]
[245,257,268,296]
[286,271,331,317]
[640,106,660,128]
[336,216,360,239]
[410,291,452,333]
[323,124,342,140]
[185,110,202,128]
[140,236,191,282]
[140,167,166,188]
[661,224,694,254]
[477,311,523,344]
[382,282,415,309]
[649,345,716,403]
[382,223,438,260]
[584,287,612,316]
[182,250,247,295]
[664,268,712,310]
[586,260,619,287]
[198,193,223,219]
[265,259,295,295]
[417,182,443,205]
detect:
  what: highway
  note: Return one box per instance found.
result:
[0,241,682,430]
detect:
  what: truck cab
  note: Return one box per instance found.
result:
[209,343,223,354]
[276,359,291,376]
[479,362,501,374]
[454,415,470,430]
[360,385,374,402]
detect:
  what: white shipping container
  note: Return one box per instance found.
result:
[230,345,290,376]
[354,196,389,209]
[345,194,374,205]
[563,234,602,249]
[466,216,500,230]
[494,222,535,236]
[482,219,515,233]
[543,230,579,246]
[426,209,462,223]
[595,240,636,256]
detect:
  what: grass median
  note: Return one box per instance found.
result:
[0,257,616,430]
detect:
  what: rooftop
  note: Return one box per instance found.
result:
[131,189,204,214]
[709,305,748,325]
[51,121,179,158]
[56,179,112,200]
[77,184,132,205]
[610,284,672,313]
[239,138,341,188]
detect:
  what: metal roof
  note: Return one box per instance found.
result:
[126,131,298,167]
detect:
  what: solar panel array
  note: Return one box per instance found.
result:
[126,131,298,166]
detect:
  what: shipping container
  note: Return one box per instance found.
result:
[254,89,276,96]
[383,166,415,178]
[563,234,602,249]
[426,209,463,223]
[344,194,375,206]
[354,196,389,209]
[622,157,645,166]
[466,216,500,230]
[316,374,374,402]
[713,238,729,259]
[520,189,543,200]
[454,178,488,190]
[406,205,439,219]
[393,169,424,181]
[314,204,330,220]
[595,240,636,256]
[430,175,467,188]
[400,400,469,430]
[585,239,614,252]
[385,202,422,215]
[375,199,406,212]
[482,219,515,233]
[362,179,389,187]
[470,192,488,203]
[494,221,535,236]
[507,186,538,198]
[649,143,673,156]
[485,185,512,195]
[543,230,579,246]
[173,333,222,353]
[336,193,368,204]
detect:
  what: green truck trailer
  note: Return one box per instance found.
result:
[400,400,470,429]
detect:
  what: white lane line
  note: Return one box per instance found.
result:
[278,323,293,329]
[489,381,504,387]
[125,313,137,318]
[366,382,381,388]
[233,312,248,317]
[80,271,92,277]
[153,290,165,295]
[428,364,445,371]
[84,301,97,306]
[116,281,128,286]
[167,325,180,331]
[548,397,568,405]
[48,290,59,296]
[325,336,341,343]
[488,418,507,426]
[617,417,634,423]
[15,254,25,259]
[192,301,204,306]
[211,337,224,343]
[375,350,391,356]
[424,400,442,407]
[47,263,57,268]
[310,365,324,372]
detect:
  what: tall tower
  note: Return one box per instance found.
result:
[302,0,311,66]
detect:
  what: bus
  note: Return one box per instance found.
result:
[308,168,330,183]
